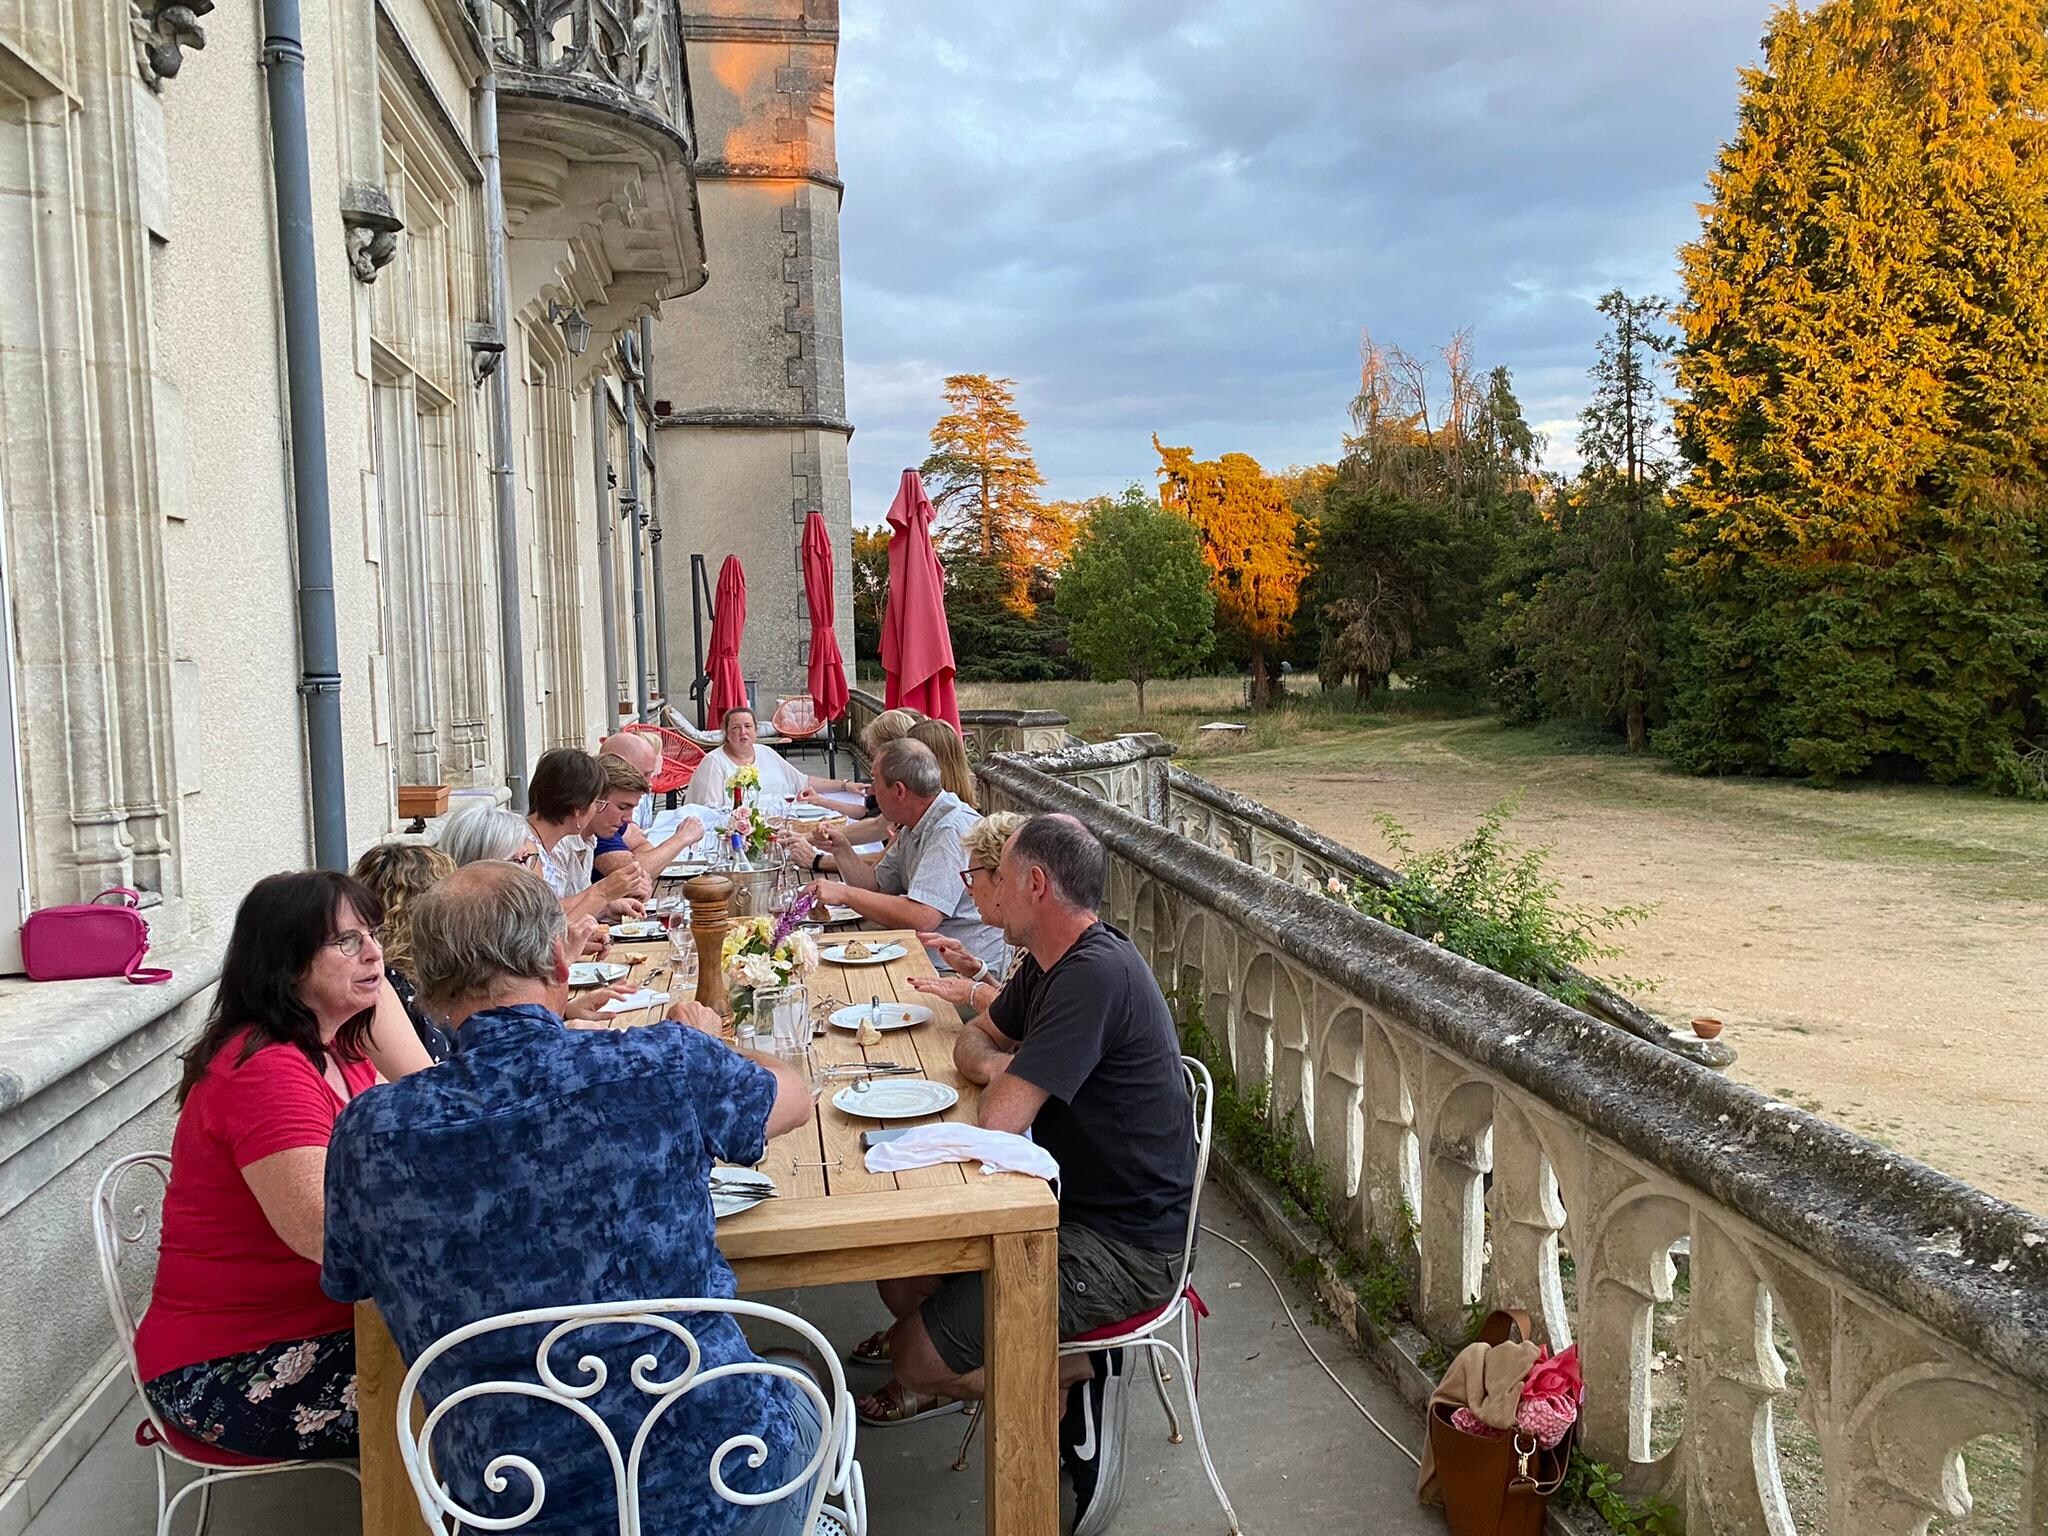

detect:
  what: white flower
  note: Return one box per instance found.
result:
[737,954,782,990]
[785,929,820,972]
[1325,875,1344,894]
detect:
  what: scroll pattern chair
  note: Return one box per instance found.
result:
[396,1297,866,1536]
[622,722,704,798]
[770,695,839,778]
[93,1153,361,1536]
[951,1057,1240,1534]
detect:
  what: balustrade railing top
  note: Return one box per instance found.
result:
[977,737,2048,1532]
[472,0,692,146]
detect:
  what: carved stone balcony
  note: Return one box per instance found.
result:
[472,0,708,348]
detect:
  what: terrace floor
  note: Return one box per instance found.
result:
[24,1186,1435,1536]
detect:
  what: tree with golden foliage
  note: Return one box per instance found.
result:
[1153,437,1307,708]
[919,374,1072,613]
[1665,0,2048,789]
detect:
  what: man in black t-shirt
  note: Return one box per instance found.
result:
[853,815,1195,1534]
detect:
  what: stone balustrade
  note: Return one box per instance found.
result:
[473,0,692,142]
[843,688,1077,762]
[977,735,2048,1533]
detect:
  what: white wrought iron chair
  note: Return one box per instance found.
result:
[92,1153,361,1536]
[397,1297,866,1536]
[951,1055,1240,1534]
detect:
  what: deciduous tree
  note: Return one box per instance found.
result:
[1055,490,1214,716]
[1154,438,1306,708]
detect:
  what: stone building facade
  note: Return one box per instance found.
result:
[0,0,849,1520]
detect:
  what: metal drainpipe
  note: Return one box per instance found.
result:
[621,332,650,721]
[261,0,347,869]
[642,316,671,712]
[477,73,529,808]
[592,384,619,729]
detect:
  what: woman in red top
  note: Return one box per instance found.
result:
[134,870,390,1460]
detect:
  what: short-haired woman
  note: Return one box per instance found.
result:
[133,871,389,1460]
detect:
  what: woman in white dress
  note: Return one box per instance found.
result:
[684,706,854,808]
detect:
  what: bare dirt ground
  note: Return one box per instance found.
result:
[1184,716,2048,1213]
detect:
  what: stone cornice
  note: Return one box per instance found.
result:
[681,15,839,45]
[692,158,843,195]
[655,408,851,434]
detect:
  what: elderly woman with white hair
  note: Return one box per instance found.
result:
[435,809,632,1003]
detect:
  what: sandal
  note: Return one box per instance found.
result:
[856,1380,965,1427]
[847,1328,893,1369]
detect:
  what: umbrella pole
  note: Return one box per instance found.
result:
[690,552,709,730]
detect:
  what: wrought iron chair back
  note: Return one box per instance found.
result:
[92,1151,361,1536]
[396,1296,865,1536]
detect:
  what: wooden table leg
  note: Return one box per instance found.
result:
[985,1227,1060,1536]
[354,1302,429,1536]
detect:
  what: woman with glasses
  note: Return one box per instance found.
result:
[132,870,392,1461]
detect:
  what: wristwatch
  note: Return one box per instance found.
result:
[811,852,825,874]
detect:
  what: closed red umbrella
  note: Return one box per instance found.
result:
[800,511,849,721]
[880,469,959,731]
[705,555,748,719]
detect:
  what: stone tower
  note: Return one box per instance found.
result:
[655,0,853,720]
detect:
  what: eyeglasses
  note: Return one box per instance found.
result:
[959,864,996,886]
[324,929,373,958]
[512,849,541,869]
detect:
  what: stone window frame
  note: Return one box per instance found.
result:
[370,63,495,803]
[0,21,186,953]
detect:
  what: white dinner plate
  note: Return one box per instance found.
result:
[784,804,836,822]
[662,861,711,880]
[599,988,669,1015]
[568,961,630,988]
[710,1169,776,1220]
[822,942,906,967]
[828,1002,932,1033]
[831,1080,958,1120]
[822,905,863,925]
[609,920,665,941]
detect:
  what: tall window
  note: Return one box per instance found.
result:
[525,333,586,748]
[372,86,489,800]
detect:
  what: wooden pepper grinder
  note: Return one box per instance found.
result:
[685,873,734,1016]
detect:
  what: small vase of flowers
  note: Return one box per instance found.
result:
[722,890,821,1029]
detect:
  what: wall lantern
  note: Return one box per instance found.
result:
[548,301,593,357]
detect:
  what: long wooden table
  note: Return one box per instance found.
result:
[355,927,1061,1536]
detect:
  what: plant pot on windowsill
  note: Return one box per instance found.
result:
[397,784,450,820]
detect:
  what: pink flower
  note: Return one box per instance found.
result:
[270,1341,318,1387]
[291,1405,341,1437]
[245,1378,276,1404]
[1522,1344,1582,1405]
[340,1378,357,1412]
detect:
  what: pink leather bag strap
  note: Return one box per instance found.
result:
[98,887,170,982]
[91,887,143,908]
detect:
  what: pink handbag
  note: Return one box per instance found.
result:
[21,887,172,984]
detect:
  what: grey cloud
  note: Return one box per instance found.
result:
[837,0,1776,515]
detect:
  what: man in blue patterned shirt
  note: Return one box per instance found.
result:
[322,862,817,1535]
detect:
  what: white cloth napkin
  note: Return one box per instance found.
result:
[599,989,670,1015]
[863,1125,1060,1182]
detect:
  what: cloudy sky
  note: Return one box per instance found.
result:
[835,1,1780,524]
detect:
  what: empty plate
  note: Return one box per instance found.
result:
[710,1169,776,1219]
[822,942,906,966]
[785,804,835,822]
[568,961,630,987]
[828,1002,932,1032]
[831,1079,958,1120]
[663,862,710,879]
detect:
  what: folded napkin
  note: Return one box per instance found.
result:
[863,1124,1060,1182]
[599,989,670,1015]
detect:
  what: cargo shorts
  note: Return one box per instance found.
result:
[921,1221,1182,1376]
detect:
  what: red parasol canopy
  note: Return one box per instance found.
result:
[705,555,749,719]
[880,469,959,731]
[800,511,850,722]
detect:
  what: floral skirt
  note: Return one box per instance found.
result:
[144,1328,358,1460]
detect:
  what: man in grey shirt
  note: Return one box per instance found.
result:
[805,738,1009,974]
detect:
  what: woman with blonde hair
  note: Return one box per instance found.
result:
[351,842,457,1064]
[908,718,977,810]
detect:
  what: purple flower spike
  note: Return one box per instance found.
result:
[771,887,818,946]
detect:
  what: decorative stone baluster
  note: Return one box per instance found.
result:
[1487,1099,1571,1345]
